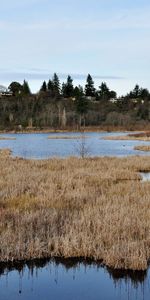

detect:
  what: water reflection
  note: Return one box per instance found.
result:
[0,259,150,300]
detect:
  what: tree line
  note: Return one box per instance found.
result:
[8,73,117,100]
[0,73,149,130]
[8,73,150,103]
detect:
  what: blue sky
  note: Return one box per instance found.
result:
[0,0,150,95]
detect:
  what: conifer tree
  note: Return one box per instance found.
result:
[85,74,95,97]
[62,75,74,97]
[52,73,60,95]
[47,79,54,91]
[22,80,31,95]
[8,81,23,96]
[74,85,84,98]
[98,82,116,100]
[40,81,47,92]
[76,96,88,115]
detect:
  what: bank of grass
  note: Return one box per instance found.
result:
[134,145,150,152]
[0,150,150,271]
[104,131,150,141]
[0,124,149,134]
[0,136,16,140]
[48,135,87,139]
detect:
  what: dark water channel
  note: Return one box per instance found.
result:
[0,259,150,300]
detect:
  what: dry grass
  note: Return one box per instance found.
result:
[0,136,16,140]
[0,150,150,271]
[134,145,150,152]
[104,131,150,141]
[48,135,87,139]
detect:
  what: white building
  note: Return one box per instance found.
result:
[0,85,12,97]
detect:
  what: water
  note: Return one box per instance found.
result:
[0,259,149,300]
[0,132,150,159]
[140,172,150,182]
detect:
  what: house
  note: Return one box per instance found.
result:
[0,85,13,97]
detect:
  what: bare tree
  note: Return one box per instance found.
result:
[75,131,91,158]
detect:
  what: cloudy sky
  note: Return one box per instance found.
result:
[0,0,150,95]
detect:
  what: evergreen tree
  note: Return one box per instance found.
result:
[52,73,60,95]
[61,82,66,97]
[73,85,84,98]
[140,88,149,99]
[98,82,111,100]
[109,90,117,99]
[8,81,23,96]
[62,75,74,97]
[132,85,140,98]
[85,74,95,97]
[22,80,31,95]
[129,85,149,99]
[76,95,89,128]
[47,79,54,91]
[40,81,47,92]
[76,96,88,115]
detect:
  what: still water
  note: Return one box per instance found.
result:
[140,172,150,182]
[0,259,149,300]
[0,132,150,159]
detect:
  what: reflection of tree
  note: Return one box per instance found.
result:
[106,266,147,287]
[0,258,148,300]
[0,258,147,284]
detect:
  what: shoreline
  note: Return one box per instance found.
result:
[0,257,147,279]
[0,126,149,134]
[103,131,150,142]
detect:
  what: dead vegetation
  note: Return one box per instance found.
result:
[104,131,150,141]
[134,145,150,152]
[48,135,87,139]
[0,150,150,271]
[0,136,16,140]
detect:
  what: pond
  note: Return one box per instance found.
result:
[140,172,150,182]
[0,132,150,159]
[0,259,149,300]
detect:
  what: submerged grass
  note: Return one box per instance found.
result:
[0,150,150,271]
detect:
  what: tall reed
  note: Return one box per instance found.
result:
[0,149,150,270]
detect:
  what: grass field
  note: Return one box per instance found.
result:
[0,149,150,270]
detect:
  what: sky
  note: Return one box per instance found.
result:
[0,0,150,95]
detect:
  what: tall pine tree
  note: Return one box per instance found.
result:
[47,79,54,91]
[22,80,31,95]
[73,85,84,98]
[40,81,47,92]
[98,82,116,101]
[85,74,95,97]
[62,75,74,98]
[52,73,60,95]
